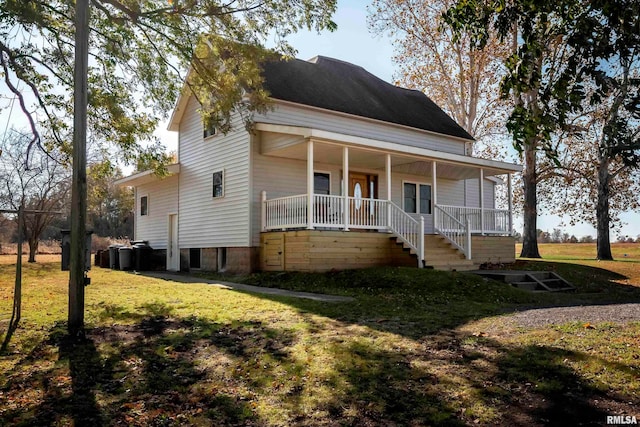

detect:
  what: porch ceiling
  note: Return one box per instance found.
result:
[260,135,509,179]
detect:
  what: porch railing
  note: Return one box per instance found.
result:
[388,201,424,262]
[348,196,388,229]
[262,193,424,266]
[263,194,308,230]
[437,205,510,234]
[261,193,511,264]
[434,205,471,259]
[313,194,344,227]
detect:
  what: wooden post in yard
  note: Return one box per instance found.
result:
[69,0,90,334]
[14,204,23,323]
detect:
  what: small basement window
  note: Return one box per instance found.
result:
[218,247,227,272]
[213,170,224,198]
[189,248,201,269]
[140,196,148,216]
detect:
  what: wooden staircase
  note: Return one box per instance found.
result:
[391,235,479,271]
[423,235,478,271]
[473,271,576,292]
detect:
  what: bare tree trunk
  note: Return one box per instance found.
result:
[28,237,38,263]
[520,143,541,258]
[596,157,613,260]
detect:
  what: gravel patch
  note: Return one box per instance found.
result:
[508,303,640,328]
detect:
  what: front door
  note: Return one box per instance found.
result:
[349,173,378,227]
[349,173,372,198]
[167,214,179,271]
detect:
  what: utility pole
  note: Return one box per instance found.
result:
[69,0,90,334]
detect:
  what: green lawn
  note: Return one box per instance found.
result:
[1,250,639,426]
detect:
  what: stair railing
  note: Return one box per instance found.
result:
[388,201,424,267]
[434,205,471,259]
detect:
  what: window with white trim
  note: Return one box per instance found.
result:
[140,195,148,216]
[203,122,217,139]
[212,170,224,198]
[403,182,432,214]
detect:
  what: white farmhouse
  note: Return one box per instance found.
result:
[117,56,521,273]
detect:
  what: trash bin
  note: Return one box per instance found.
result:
[99,250,110,268]
[61,230,93,271]
[109,244,123,269]
[132,243,153,271]
[118,246,133,270]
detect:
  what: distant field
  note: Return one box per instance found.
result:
[517,242,640,260]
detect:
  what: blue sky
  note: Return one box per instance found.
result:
[2,0,637,239]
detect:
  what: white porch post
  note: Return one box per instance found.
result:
[342,146,349,230]
[432,161,438,227]
[418,216,425,268]
[507,172,513,235]
[386,153,391,231]
[307,139,314,230]
[261,190,267,232]
[480,168,485,235]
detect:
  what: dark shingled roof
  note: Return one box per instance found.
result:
[260,56,474,140]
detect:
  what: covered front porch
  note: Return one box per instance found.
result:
[256,123,521,268]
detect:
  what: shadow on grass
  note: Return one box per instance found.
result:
[2,262,639,426]
[0,303,297,426]
[1,302,637,425]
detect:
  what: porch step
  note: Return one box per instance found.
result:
[424,248,466,262]
[389,235,478,272]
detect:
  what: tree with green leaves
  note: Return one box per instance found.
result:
[443,0,639,259]
[1,0,337,163]
[538,49,640,259]
[87,160,134,238]
[2,0,337,333]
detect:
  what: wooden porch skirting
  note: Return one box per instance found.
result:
[260,231,516,272]
[260,230,417,272]
[471,235,516,264]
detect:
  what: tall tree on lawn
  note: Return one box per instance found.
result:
[443,0,639,258]
[1,0,337,332]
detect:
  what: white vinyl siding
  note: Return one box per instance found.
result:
[254,102,467,155]
[135,175,178,249]
[437,179,465,206]
[484,180,496,209]
[178,97,250,248]
[465,178,496,209]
